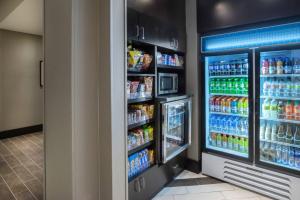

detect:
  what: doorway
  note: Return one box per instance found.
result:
[0,0,44,199]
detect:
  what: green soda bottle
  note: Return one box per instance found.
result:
[233,78,239,94]
[221,79,227,94]
[240,78,245,95]
[227,79,232,94]
[233,136,239,151]
[244,78,248,94]
[244,138,249,153]
[228,135,233,150]
[239,137,245,153]
[210,79,215,93]
[215,79,220,93]
[217,133,222,147]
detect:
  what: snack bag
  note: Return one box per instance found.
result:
[148,105,154,119]
[142,54,153,71]
[144,77,153,97]
[148,126,154,141]
[130,81,139,99]
[143,127,149,142]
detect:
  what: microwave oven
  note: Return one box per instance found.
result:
[158,73,178,95]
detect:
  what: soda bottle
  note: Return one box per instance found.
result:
[293,58,300,74]
[263,79,270,96]
[209,64,214,76]
[210,79,215,93]
[244,78,248,94]
[244,138,249,153]
[227,79,233,94]
[261,59,269,75]
[265,123,272,140]
[219,61,225,75]
[281,145,289,165]
[277,124,286,142]
[228,135,233,150]
[233,78,239,94]
[210,133,217,146]
[230,61,237,75]
[276,57,284,74]
[214,62,220,76]
[242,59,249,75]
[225,62,231,75]
[288,147,295,167]
[269,58,276,74]
[233,136,239,151]
[237,98,244,115]
[226,97,232,113]
[209,96,215,112]
[240,78,246,95]
[271,123,278,141]
[260,122,266,140]
[239,137,245,153]
[222,134,228,149]
[294,126,300,145]
[276,144,282,164]
[277,101,285,119]
[217,133,222,147]
[270,143,277,162]
[231,98,238,114]
[270,99,278,119]
[221,79,227,93]
[262,98,270,118]
[285,100,294,120]
[295,148,300,168]
[275,79,281,97]
[236,60,242,75]
[215,97,221,112]
[221,97,227,113]
[269,79,276,96]
[283,57,292,74]
[215,79,220,93]
[294,101,300,120]
[243,98,249,115]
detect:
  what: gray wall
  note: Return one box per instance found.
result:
[186,0,200,162]
[0,29,43,132]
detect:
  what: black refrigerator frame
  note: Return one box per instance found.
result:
[201,49,254,163]
[254,44,300,177]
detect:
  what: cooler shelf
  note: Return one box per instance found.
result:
[210,112,248,118]
[260,74,300,78]
[260,139,300,149]
[260,117,300,125]
[209,75,248,78]
[260,159,300,171]
[210,130,248,138]
[260,96,300,100]
[210,93,248,97]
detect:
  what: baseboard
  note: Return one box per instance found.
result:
[185,158,201,174]
[0,124,43,139]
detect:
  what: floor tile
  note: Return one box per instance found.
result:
[2,173,28,194]
[13,166,35,182]
[0,183,16,200]
[0,160,13,175]
[186,183,236,193]
[25,179,42,200]
[152,195,174,200]
[156,187,187,196]
[175,170,206,180]
[14,189,36,200]
[4,155,21,168]
[173,192,224,200]
[222,188,259,199]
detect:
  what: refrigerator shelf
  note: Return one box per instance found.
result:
[260,117,300,124]
[209,75,248,78]
[260,159,300,172]
[260,139,300,149]
[210,130,248,138]
[166,134,182,141]
[128,140,154,156]
[210,93,248,97]
[210,112,248,118]
[207,145,248,158]
[128,119,154,130]
[260,96,300,100]
[260,74,300,78]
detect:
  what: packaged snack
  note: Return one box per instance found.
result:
[148,105,154,119]
[144,77,153,97]
[148,150,154,164]
[127,81,131,98]
[142,54,153,71]
[128,50,143,69]
[130,81,139,99]
[157,52,163,65]
[143,127,150,142]
[138,83,146,97]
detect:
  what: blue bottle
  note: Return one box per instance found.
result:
[276,144,282,164]
[288,147,295,167]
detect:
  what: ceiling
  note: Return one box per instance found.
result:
[0,0,43,36]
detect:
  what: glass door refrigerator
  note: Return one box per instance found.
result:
[255,45,300,175]
[203,50,253,162]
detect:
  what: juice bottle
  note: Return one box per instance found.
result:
[228,135,233,150]
[294,101,300,120]
[237,98,244,115]
[285,100,294,120]
[239,137,245,153]
[276,57,284,74]
[277,100,285,119]
[243,98,249,115]
[269,58,276,74]
[221,97,227,113]
[222,134,228,149]
[217,133,222,147]
[244,138,249,153]
[209,96,216,112]
[261,59,269,75]
[226,97,232,113]
[215,97,221,112]
[233,136,239,151]
[270,99,278,119]
[231,98,238,114]
[294,127,300,145]
[277,124,286,142]
[210,132,217,146]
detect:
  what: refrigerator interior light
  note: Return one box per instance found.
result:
[202,22,300,52]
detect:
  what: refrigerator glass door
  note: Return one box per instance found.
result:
[162,98,191,163]
[205,53,251,159]
[258,49,300,172]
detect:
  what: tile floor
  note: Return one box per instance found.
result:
[0,132,44,200]
[152,170,273,200]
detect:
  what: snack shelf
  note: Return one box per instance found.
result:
[127,73,156,77]
[157,64,184,70]
[210,130,248,138]
[128,119,154,130]
[260,74,300,78]
[209,75,248,78]
[210,93,248,97]
[128,164,155,183]
[210,112,248,118]
[260,117,300,124]
[128,140,155,156]
[260,96,300,100]
[128,97,153,104]
[260,139,300,149]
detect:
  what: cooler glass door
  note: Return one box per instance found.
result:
[257,47,300,174]
[204,51,253,160]
[162,98,191,163]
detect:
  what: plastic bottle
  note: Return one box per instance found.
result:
[285,80,292,97]
[278,79,285,97]
[244,78,248,94]
[285,100,294,120]
[295,79,300,97]
[221,79,227,94]
[239,138,245,153]
[277,124,286,142]
[222,134,228,149]
[294,126,300,145]
[264,142,271,161]
[277,101,285,119]
[226,97,232,113]
[227,79,233,94]
[269,58,277,74]
[283,57,292,74]
[238,98,244,115]
[221,97,227,113]
[230,61,237,75]
[210,133,217,146]
[214,62,220,76]
[276,144,282,164]
[281,145,289,165]
[260,122,266,140]
[295,148,300,168]
[233,78,239,94]
[216,116,221,131]
[261,59,269,75]
[210,79,215,93]
[209,96,215,112]
[294,101,300,120]
[242,59,249,75]
[221,117,227,132]
[265,123,272,140]
[215,79,220,93]
[234,117,240,135]
[263,79,270,96]
[236,60,243,75]
[233,136,239,151]
[269,79,276,96]
[243,98,249,115]
[219,61,225,75]
[228,135,233,150]
[244,138,249,153]
[276,57,284,74]
[231,98,238,114]
[224,117,230,133]
[260,141,265,160]
[240,78,245,95]
[271,123,278,141]
[262,98,271,118]
[244,119,249,136]
[225,62,231,75]
[270,143,277,162]
[217,133,222,147]
[293,58,300,74]
[270,99,278,119]
[288,147,295,167]
[229,117,235,134]
[275,79,281,97]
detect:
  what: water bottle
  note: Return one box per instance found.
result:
[260,141,265,160]
[269,79,276,96]
[209,64,214,76]
[265,123,272,141]
[221,117,227,132]
[276,144,282,164]
[281,145,289,165]
[260,122,266,140]
[210,115,216,131]
[271,123,278,141]
[288,147,295,167]
[234,117,239,135]
[295,148,300,168]
[270,143,276,162]
[263,79,270,96]
[216,116,221,131]
[244,119,249,136]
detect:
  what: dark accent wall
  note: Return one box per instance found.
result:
[197,0,300,34]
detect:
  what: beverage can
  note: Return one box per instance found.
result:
[276,57,284,74]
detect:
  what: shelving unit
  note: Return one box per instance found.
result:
[210,93,248,97]
[210,112,248,118]
[156,64,184,70]
[260,139,300,148]
[128,97,153,104]
[260,96,300,100]
[260,117,300,125]
[128,140,155,156]
[210,130,248,138]
[128,119,154,130]
[260,74,300,78]
[210,75,248,78]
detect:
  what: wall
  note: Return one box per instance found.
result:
[0,29,43,132]
[186,0,200,162]
[197,0,300,34]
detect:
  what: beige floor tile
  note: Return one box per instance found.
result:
[156,187,187,196]
[186,183,236,193]
[152,195,174,200]
[175,170,206,180]
[173,192,224,200]
[222,189,260,200]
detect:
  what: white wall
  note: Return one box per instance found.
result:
[186,0,200,161]
[0,29,43,132]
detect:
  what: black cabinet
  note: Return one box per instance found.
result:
[127,9,139,40]
[139,13,160,45]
